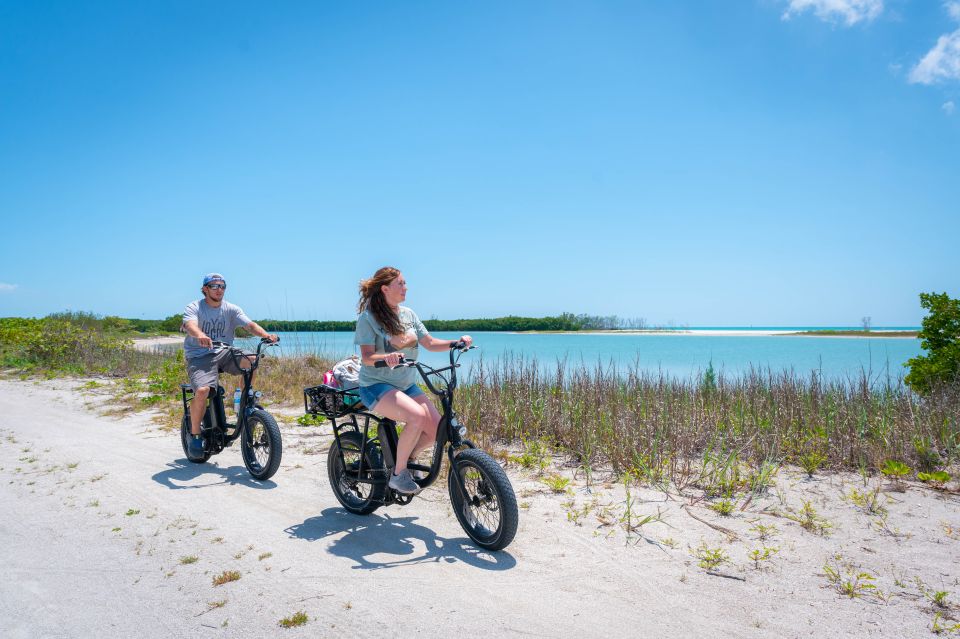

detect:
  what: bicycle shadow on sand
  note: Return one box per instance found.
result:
[151,459,278,490]
[285,507,516,571]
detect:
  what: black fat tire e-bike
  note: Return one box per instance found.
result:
[180,338,283,481]
[304,343,519,551]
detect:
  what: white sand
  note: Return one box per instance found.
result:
[1,377,956,638]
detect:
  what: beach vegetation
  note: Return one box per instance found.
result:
[823,557,878,599]
[693,542,729,572]
[748,545,778,569]
[786,501,832,535]
[212,570,241,586]
[278,611,309,628]
[906,292,960,395]
[880,459,912,490]
[917,470,951,488]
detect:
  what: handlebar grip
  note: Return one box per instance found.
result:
[374,356,408,368]
[450,340,466,350]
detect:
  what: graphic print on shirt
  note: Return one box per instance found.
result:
[201,316,227,342]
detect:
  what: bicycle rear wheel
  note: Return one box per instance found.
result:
[328,431,385,515]
[448,449,518,551]
[241,409,282,480]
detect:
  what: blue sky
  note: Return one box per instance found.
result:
[1,0,957,325]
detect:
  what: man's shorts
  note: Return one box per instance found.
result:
[187,348,247,391]
[358,382,424,410]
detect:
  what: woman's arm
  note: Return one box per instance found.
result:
[360,344,404,367]
[418,334,473,352]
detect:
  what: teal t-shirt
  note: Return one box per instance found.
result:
[354,307,429,388]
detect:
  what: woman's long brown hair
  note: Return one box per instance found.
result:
[358,266,403,335]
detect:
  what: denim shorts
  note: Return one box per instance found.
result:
[359,382,424,409]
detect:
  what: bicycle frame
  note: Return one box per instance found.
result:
[329,344,474,501]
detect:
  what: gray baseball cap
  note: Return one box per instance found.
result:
[202,273,225,286]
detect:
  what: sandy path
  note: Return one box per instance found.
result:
[0,378,956,638]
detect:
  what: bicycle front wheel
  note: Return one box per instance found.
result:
[448,449,518,551]
[241,409,282,480]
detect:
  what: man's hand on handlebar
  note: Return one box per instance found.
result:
[197,335,213,348]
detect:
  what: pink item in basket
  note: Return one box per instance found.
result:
[322,370,338,387]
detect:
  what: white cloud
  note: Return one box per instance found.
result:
[909,29,960,84]
[782,0,883,26]
[948,1,960,22]
[0,283,18,292]
[944,100,957,114]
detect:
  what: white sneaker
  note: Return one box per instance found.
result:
[388,469,421,494]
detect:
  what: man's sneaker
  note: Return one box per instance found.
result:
[388,469,421,495]
[187,436,205,460]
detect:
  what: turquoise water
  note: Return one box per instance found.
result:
[237,330,923,383]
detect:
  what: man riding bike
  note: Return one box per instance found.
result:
[181,273,277,460]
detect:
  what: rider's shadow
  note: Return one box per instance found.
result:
[285,507,516,571]
[151,459,278,490]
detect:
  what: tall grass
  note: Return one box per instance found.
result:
[3,317,957,481]
[456,356,960,482]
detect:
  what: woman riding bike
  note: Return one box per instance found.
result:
[354,266,471,495]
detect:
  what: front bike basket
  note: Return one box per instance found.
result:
[303,384,363,419]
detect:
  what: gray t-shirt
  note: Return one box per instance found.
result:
[354,307,429,388]
[182,300,252,360]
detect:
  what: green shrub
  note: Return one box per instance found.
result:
[905,292,960,395]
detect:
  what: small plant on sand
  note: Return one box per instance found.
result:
[541,474,571,493]
[207,599,227,610]
[929,590,951,609]
[747,461,779,495]
[212,570,241,586]
[296,413,325,427]
[563,500,591,526]
[880,459,912,490]
[748,546,779,570]
[710,498,735,517]
[846,486,887,517]
[798,450,827,478]
[258,552,272,561]
[125,508,140,516]
[693,542,729,572]
[510,437,551,474]
[931,611,960,635]
[749,523,779,541]
[786,501,832,535]
[823,556,878,599]
[279,611,309,628]
[179,555,198,565]
[918,471,952,489]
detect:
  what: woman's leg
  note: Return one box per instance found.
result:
[370,389,431,474]
[409,394,441,460]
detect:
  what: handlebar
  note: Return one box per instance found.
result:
[371,344,476,396]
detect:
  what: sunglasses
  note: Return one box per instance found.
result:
[206,283,226,290]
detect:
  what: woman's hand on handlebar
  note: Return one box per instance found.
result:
[381,352,405,368]
[452,335,473,350]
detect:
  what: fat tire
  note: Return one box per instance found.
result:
[241,409,282,480]
[328,431,385,515]
[181,415,210,464]
[448,448,519,551]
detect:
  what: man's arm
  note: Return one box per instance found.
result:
[246,321,278,343]
[183,320,212,348]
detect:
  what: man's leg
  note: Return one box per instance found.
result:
[189,386,210,436]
